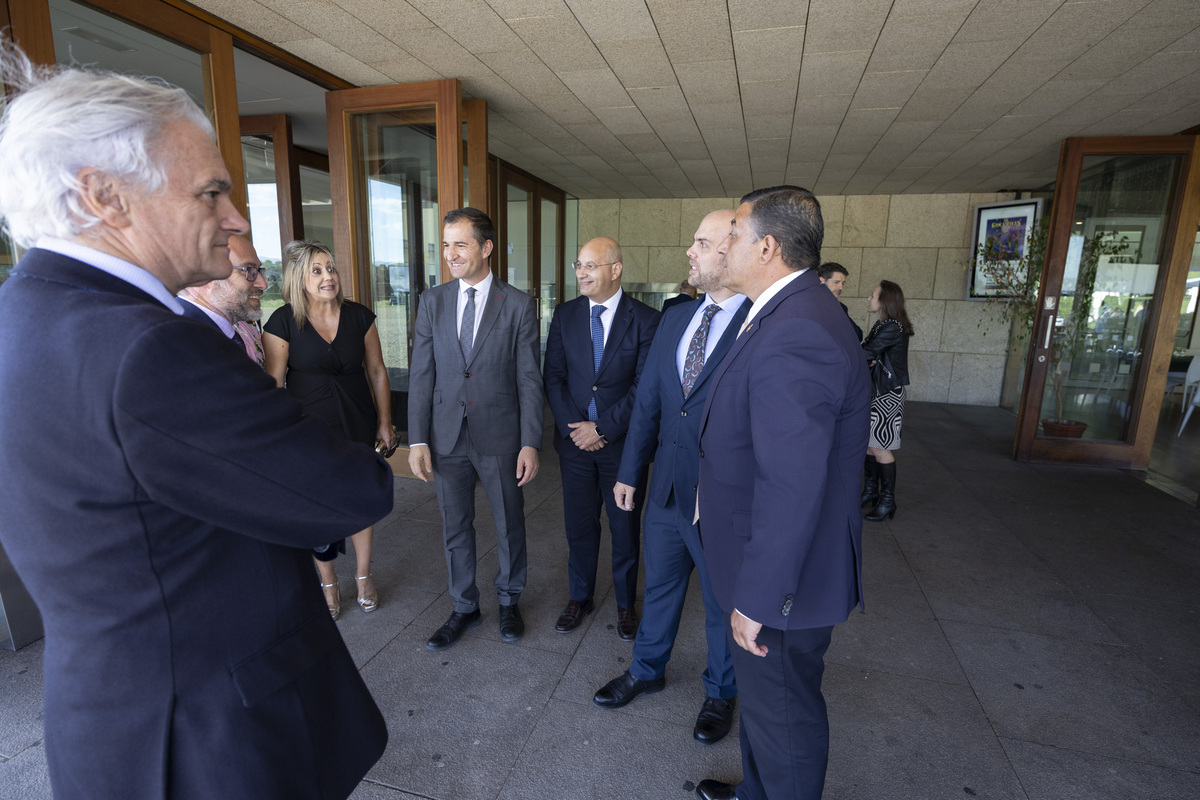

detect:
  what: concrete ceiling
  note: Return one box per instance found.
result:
[191,0,1200,199]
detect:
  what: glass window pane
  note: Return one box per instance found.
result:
[506,184,531,293]
[299,165,334,252]
[49,0,204,107]
[563,197,579,303]
[1040,153,1182,442]
[540,197,560,353]
[352,109,439,394]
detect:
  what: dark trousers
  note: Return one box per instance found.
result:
[557,439,646,608]
[629,495,735,699]
[431,421,527,613]
[728,620,834,800]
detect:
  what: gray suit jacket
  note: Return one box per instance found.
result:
[408,277,543,456]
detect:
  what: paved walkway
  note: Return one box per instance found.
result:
[2,403,1198,799]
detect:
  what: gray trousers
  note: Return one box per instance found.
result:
[431,421,528,613]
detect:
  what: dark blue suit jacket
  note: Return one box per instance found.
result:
[0,250,393,799]
[543,292,660,450]
[698,269,872,631]
[617,297,750,514]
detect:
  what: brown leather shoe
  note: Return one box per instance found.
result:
[554,598,594,633]
[616,606,638,640]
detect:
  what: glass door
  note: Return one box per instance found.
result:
[326,80,462,404]
[1015,137,1200,467]
[498,165,564,353]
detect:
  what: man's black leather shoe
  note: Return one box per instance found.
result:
[693,696,736,744]
[592,669,665,708]
[616,606,638,640]
[498,604,524,643]
[695,779,739,800]
[554,598,594,633]
[426,609,481,651]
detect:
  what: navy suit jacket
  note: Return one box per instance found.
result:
[0,250,393,799]
[698,269,872,631]
[617,297,750,514]
[543,292,660,450]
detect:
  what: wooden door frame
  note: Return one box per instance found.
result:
[1013,135,1200,467]
[325,79,462,300]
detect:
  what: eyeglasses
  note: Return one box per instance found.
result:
[231,264,263,282]
[572,261,617,272]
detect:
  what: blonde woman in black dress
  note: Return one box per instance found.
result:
[263,241,396,617]
[861,280,913,522]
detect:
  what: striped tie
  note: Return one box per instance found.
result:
[460,286,476,363]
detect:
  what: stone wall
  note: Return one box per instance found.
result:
[578,192,1019,406]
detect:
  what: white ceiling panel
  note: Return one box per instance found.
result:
[192,0,1200,198]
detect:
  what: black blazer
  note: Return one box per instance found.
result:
[863,319,910,394]
[0,249,393,799]
[543,292,660,448]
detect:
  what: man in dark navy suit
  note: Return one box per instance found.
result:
[544,236,659,639]
[591,210,748,744]
[0,48,391,800]
[694,187,872,800]
[178,234,267,364]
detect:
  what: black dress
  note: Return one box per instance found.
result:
[264,301,379,446]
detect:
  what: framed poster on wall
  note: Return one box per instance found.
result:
[968,198,1044,298]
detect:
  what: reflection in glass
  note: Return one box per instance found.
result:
[299,165,334,252]
[1039,154,1181,442]
[352,109,439,393]
[540,198,561,353]
[50,0,204,107]
[506,184,531,293]
[564,197,580,303]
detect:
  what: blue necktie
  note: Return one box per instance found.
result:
[588,305,604,422]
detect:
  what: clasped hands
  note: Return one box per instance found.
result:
[567,421,605,451]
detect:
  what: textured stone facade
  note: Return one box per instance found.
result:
[578,191,1018,406]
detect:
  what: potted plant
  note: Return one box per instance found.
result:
[974,222,1127,437]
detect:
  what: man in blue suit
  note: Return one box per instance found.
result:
[694,187,872,800]
[544,236,659,639]
[591,211,748,744]
[0,50,392,800]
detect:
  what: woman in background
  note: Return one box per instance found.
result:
[263,241,396,618]
[861,280,913,522]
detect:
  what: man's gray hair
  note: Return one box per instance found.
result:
[0,39,213,247]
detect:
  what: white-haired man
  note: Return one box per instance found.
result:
[0,43,393,799]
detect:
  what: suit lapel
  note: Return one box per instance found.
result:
[439,282,468,370]
[466,282,505,368]
[595,293,632,379]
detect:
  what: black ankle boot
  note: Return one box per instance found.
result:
[860,455,880,508]
[866,461,896,521]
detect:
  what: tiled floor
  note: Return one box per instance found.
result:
[2,402,1198,800]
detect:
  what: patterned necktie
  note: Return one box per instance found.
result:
[681,303,720,397]
[588,304,604,422]
[460,286,476,363]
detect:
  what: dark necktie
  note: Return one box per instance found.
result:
[681,303,720,397]
[588,304,604,422]
[231,329,245,351]
[460,286,476,363]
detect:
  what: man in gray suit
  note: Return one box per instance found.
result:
[408,207,544,650]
